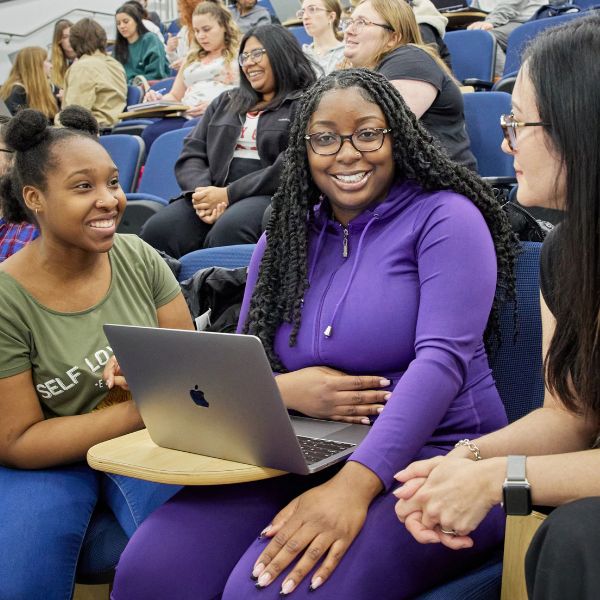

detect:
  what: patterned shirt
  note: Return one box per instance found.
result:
[0,218,39,262]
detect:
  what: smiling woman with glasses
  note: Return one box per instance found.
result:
[111,67,518,600]
[139,24,317,258]
[299,0,345,76]
[343,0,476,170]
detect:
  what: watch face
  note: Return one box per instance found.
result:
[503,483,532,516]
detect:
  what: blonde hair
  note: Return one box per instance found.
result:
[316,0,344,42]
[183,2,241,69]
[50,19,73,89]
[356,0,452,76]
[0,47,58,120]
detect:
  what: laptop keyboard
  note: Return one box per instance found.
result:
[296,436,356,465]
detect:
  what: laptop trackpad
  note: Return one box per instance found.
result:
[291,417,369,444]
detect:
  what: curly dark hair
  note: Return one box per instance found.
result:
[244,68,518,371]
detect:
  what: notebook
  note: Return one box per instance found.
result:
[103,325,370,474]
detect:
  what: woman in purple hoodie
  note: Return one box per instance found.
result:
[111,68,518,599]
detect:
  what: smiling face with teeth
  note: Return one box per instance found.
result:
[240,36,276,103]
[306,87,395,225]
[28,137,126,254]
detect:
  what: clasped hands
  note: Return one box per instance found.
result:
[393,450,503,550]
[192,185,229,224]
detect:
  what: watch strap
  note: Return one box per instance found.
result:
[506,455,528,482]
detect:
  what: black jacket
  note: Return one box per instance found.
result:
[174,89,302,204]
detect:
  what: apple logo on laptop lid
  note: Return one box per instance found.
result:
[190,385,209,408]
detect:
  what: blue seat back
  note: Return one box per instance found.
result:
[99,135,145,193]
[178,244,256,282]
[286,25,311,46]
[504,12,584,75]
[463,92,515,178]
[137,127,190,201]
[257,0,277,16]
[445,30,496,82]
[150,77,176,94]
[126,85,143,108]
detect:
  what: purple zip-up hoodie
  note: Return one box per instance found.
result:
[238,179,508,490]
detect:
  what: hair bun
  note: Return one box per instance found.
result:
[56,105,99,136]
[4,109,49,152]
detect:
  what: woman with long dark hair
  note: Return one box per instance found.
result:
[111,68,517,599]
[395,16,600,600]
[140,24,317,257]
[113,3,169,82]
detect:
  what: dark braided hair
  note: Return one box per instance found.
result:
[244,69,518,371]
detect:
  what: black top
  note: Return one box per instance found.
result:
[540,224,559,317]
[377,45,476,170]
[419,24,452,70]
[4,84,27,115]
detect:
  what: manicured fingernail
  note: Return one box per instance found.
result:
[377,406,384,413]
[257,572,272,587]
[280,579,295,595]
[252,563,265,578]
[361,417,370,425]
[309,577,323,591]
[380,378,391,386]
[383,392,391,400]
[392,486,403,498]
[259,525,272,539]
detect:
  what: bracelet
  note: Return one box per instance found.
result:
[455,439,482,461]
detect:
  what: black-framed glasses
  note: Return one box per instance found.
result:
[305,128,391,156]
[339,17,394,34]
[238,47,267,67]
[296,5,328,18]
[0,148,14,154]
[500,113,548,151]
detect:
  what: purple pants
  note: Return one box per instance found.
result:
[111,462,504,600]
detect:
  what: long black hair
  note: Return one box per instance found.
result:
[229,24,317,114]
[113,3,149,65]
[527,16,600,421]
[243,68,518,371]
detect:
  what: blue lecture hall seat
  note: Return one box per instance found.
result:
[444,30,497,85]
[178,244,257,282]
[98,135,145,194]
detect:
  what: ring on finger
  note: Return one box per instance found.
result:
[440,527,457,536]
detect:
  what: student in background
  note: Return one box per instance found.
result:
[62,18,127,128]
[50,19,76,90]
[343,0,475,169]
[0,107,193,598]
[167,0,205,70]
[0,47,59,121]
[141,2,241,149]
[231,0,272,33]
[140,24,316,258]
[299,0,345,76]
[114,3,170,82]
[0,115,38,262]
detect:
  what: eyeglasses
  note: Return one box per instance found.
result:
[0,148,14,154]
[238,47,267,67]
[305,128,391,156]
[339,17,394,34]
[296,6,328,18]
[500,113,548,151]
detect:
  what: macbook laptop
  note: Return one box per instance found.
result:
[103,325,370,474]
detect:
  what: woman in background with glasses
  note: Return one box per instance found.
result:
[395,17,600,599]
[299,0,345,76]
[343,0,476,169]
[112,68,517,600]
[140,24,316,258]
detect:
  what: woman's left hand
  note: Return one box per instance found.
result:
[197,202,226,224]
[253,463,381,594]
[192,185,229,213]
[102,355,130,391]
[185,101,209,118]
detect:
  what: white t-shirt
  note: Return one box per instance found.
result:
[232,111,262,160]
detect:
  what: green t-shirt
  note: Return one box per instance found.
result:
[0,234,181,418]
[123,33,170,83]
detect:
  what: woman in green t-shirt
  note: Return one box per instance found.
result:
[0,106,193,597]
[113,2,170,83]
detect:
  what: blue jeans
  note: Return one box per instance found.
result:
[0,463,180,600]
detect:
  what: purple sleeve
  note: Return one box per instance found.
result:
[349,196,498,490]
[236,233,267,334]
